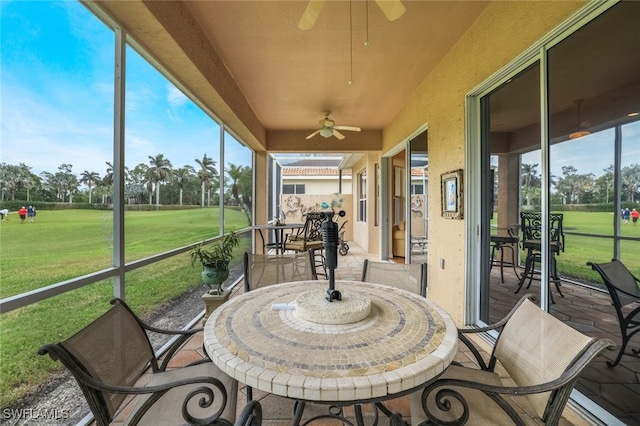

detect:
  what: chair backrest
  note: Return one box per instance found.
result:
[589,259,640,307]
[39,300,155,423]
[361,259,427,297]
[520,212,565,251]
[244,251,317,292]
[494,298,593,420]
[301,211,325,242]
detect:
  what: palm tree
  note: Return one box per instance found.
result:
[80,170,101,204]
[520,163,540,206]
[147,154,173,206]
[195,153,217,207]
[173,166,195,206]
[227,163,252,223]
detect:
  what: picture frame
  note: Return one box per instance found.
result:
[441,169,463,219]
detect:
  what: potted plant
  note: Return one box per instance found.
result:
[189,231,240,295]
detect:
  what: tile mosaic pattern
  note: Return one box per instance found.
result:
[204,280,458,403]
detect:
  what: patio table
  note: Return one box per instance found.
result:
[253,223,304,254]
[203,280,458,425]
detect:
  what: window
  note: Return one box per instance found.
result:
[358,171,367,222]
[411,184,424,195]
[282,184,305,194]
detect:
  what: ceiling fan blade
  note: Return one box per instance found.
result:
[333,129,346,140]
[333,125,361,132]
[374,0,406,21]
[305,130,321,139]
[297,0,327,31]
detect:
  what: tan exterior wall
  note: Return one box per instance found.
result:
[282,178,353,195]
[381,1,585,323]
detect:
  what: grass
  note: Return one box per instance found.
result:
[0,208,250,407]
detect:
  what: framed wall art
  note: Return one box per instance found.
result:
[441,169,463,219]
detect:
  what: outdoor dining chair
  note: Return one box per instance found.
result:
[283,211,327,277]
[38,298,241,426]
[516,212,565,303]
[588,259,640,367]
[243,250,317,292]
[408,295,614,425]
[243,250,317,401]
[361,259,427,297]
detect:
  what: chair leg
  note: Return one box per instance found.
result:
[515,252,533,294]
[550,255,564,298]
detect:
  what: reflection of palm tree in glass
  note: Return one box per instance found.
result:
[147,154,173,207]
[520,163,540,206]
[195,153,217,207]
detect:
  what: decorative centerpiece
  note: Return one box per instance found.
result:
[189,231,239,324]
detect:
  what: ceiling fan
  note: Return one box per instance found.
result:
[305,110,361,140]
[297,0,406,31]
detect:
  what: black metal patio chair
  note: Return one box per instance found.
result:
[39,298,241,426]
[283,211,327,277]
[516,212,565,303]
[588,259,640,367]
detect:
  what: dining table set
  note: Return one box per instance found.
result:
[203,278,458,425]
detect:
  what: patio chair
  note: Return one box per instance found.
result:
[516,212,565,303]
[409,295,614,426]
[283,211,327,277]
[588,259,640,367]
[361,259,427,297]
[243,250,317,292]
[38,298,239,426]
[236,400,263,426]
[243,250,317,401]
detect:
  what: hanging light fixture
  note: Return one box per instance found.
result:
[569,99,591,139]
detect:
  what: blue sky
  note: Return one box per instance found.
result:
[521,122,640,179]
[1,0,250,179]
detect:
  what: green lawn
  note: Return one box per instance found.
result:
[0,208,250,407]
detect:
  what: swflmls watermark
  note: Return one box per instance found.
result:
[1,408,70,422]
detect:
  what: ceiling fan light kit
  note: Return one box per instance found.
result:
[297,0,405,31]
[305,110,361,140]
[569,99,591,139]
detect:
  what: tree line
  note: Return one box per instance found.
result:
[519,162,640,207]
[0,154,252,220]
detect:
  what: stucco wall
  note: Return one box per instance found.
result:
[282,178,353,195]
[381,1,585,322]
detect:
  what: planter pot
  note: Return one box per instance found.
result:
[201,290,231,325]
[201,265,229,290]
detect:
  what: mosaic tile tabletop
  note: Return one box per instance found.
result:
[204,280,458,403]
